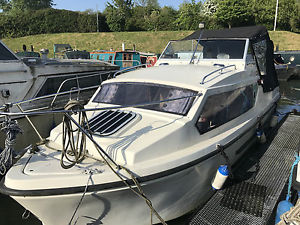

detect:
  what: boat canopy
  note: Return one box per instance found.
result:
[182,26,278,93]
[182,26,268,43]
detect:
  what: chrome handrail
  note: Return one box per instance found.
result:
[112,64,149,78]
[0,93,202,117]
[50,72,107,107]
[201,65,236,84]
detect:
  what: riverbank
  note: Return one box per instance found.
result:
[2,30,300,58]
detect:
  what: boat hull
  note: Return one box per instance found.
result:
[8,105,276,225]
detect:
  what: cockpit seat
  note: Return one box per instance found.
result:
[217,53,230,59]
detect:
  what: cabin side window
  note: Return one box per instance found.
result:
[35,74,102,97]
[108,55,113,63]
[252,40,267,75]
[0,42,18,60]
[196,85,255,134]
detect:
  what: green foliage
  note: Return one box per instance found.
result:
[175,0,203,30]
[252,0,299,31]
[0,0,53,14]
[0,8,108,38]
[104,0,133,31]
[2,31,298,59]
[0,0,298,39]
[157,6,178,31]
[215,0,254,28]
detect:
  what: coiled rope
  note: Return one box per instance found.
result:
[62,103,167,225]
[0,119,22,175]
[60,100,89,169]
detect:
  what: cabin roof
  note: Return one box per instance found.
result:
[182,26,269,42]
[105,65,238,91]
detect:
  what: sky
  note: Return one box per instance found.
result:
[53,0,183,12]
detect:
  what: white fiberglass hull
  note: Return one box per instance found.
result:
[12,160,216,225]
[6,107,274,225]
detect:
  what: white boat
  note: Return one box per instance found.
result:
[0,26,280,225]
[0,40,119,149]
[0,40,119,113]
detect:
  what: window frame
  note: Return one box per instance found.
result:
[196,85,256,134]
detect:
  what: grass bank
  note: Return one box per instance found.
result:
[2,30,300,58]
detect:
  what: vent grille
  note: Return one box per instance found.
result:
[88,110,136,136]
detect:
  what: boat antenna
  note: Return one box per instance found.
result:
[189,22,205,64]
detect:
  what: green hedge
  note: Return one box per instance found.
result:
[0,8,109,38]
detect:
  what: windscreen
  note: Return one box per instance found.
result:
[93,82,198,115]
[160,39,246,61]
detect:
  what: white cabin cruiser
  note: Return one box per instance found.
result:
[0,40,119,149]
[0,26,280,225]
[0,40,119,113]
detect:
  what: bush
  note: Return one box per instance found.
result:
[0,8,109,38]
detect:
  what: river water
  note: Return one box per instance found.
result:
[1,80,300,225]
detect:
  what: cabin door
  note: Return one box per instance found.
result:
[122,53,133,68]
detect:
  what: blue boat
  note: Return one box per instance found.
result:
[90,50,157,69]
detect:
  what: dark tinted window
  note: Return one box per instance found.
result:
[36,74,106,97]
[201,40,246,59]
[0,42,18,60]
[252,40,267,75]
[93,82,197,115]
[197,85,255,134]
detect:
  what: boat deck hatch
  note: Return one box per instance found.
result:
[88,110,136,136]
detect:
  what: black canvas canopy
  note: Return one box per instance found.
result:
[182,26,269,43]
[182,25,278,93]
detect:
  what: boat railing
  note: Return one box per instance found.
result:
[201,64,236,84]
[112,64,148,78]
[0,71,115,114]
[112,59,141,64]
[0,92,202,117]
[49,72,106,107]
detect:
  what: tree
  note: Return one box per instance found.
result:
[175,0,202,30]
[252,0,299,31]
[135,0,159,9]
[0,0,11,12]
[158,6,178,31]
[0,0,54,13]
[104,0,133,31]
[202,0,218,16]
[215,0,254,28]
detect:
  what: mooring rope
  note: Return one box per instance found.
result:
[0,119,22,175]
[68,171,93,225]
[217,144,233,179]
[89,140,168,225]
[61,100,167,224]
[60,100,88,169]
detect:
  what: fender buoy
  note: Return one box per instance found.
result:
[256,129,266,144]
[270,115,279,128]
[275,200,293,224]
[211,165,229,190]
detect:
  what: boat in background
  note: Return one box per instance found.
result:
[90,46,157,69]
[0,40,119,148]
[53,44,90,59]
[274,50,300,81]
[0,26,280,225]
[0,40,118,112]
[15,44,40,58]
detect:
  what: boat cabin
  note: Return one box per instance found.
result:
[156,26,278,92]
[90,50,157,69]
